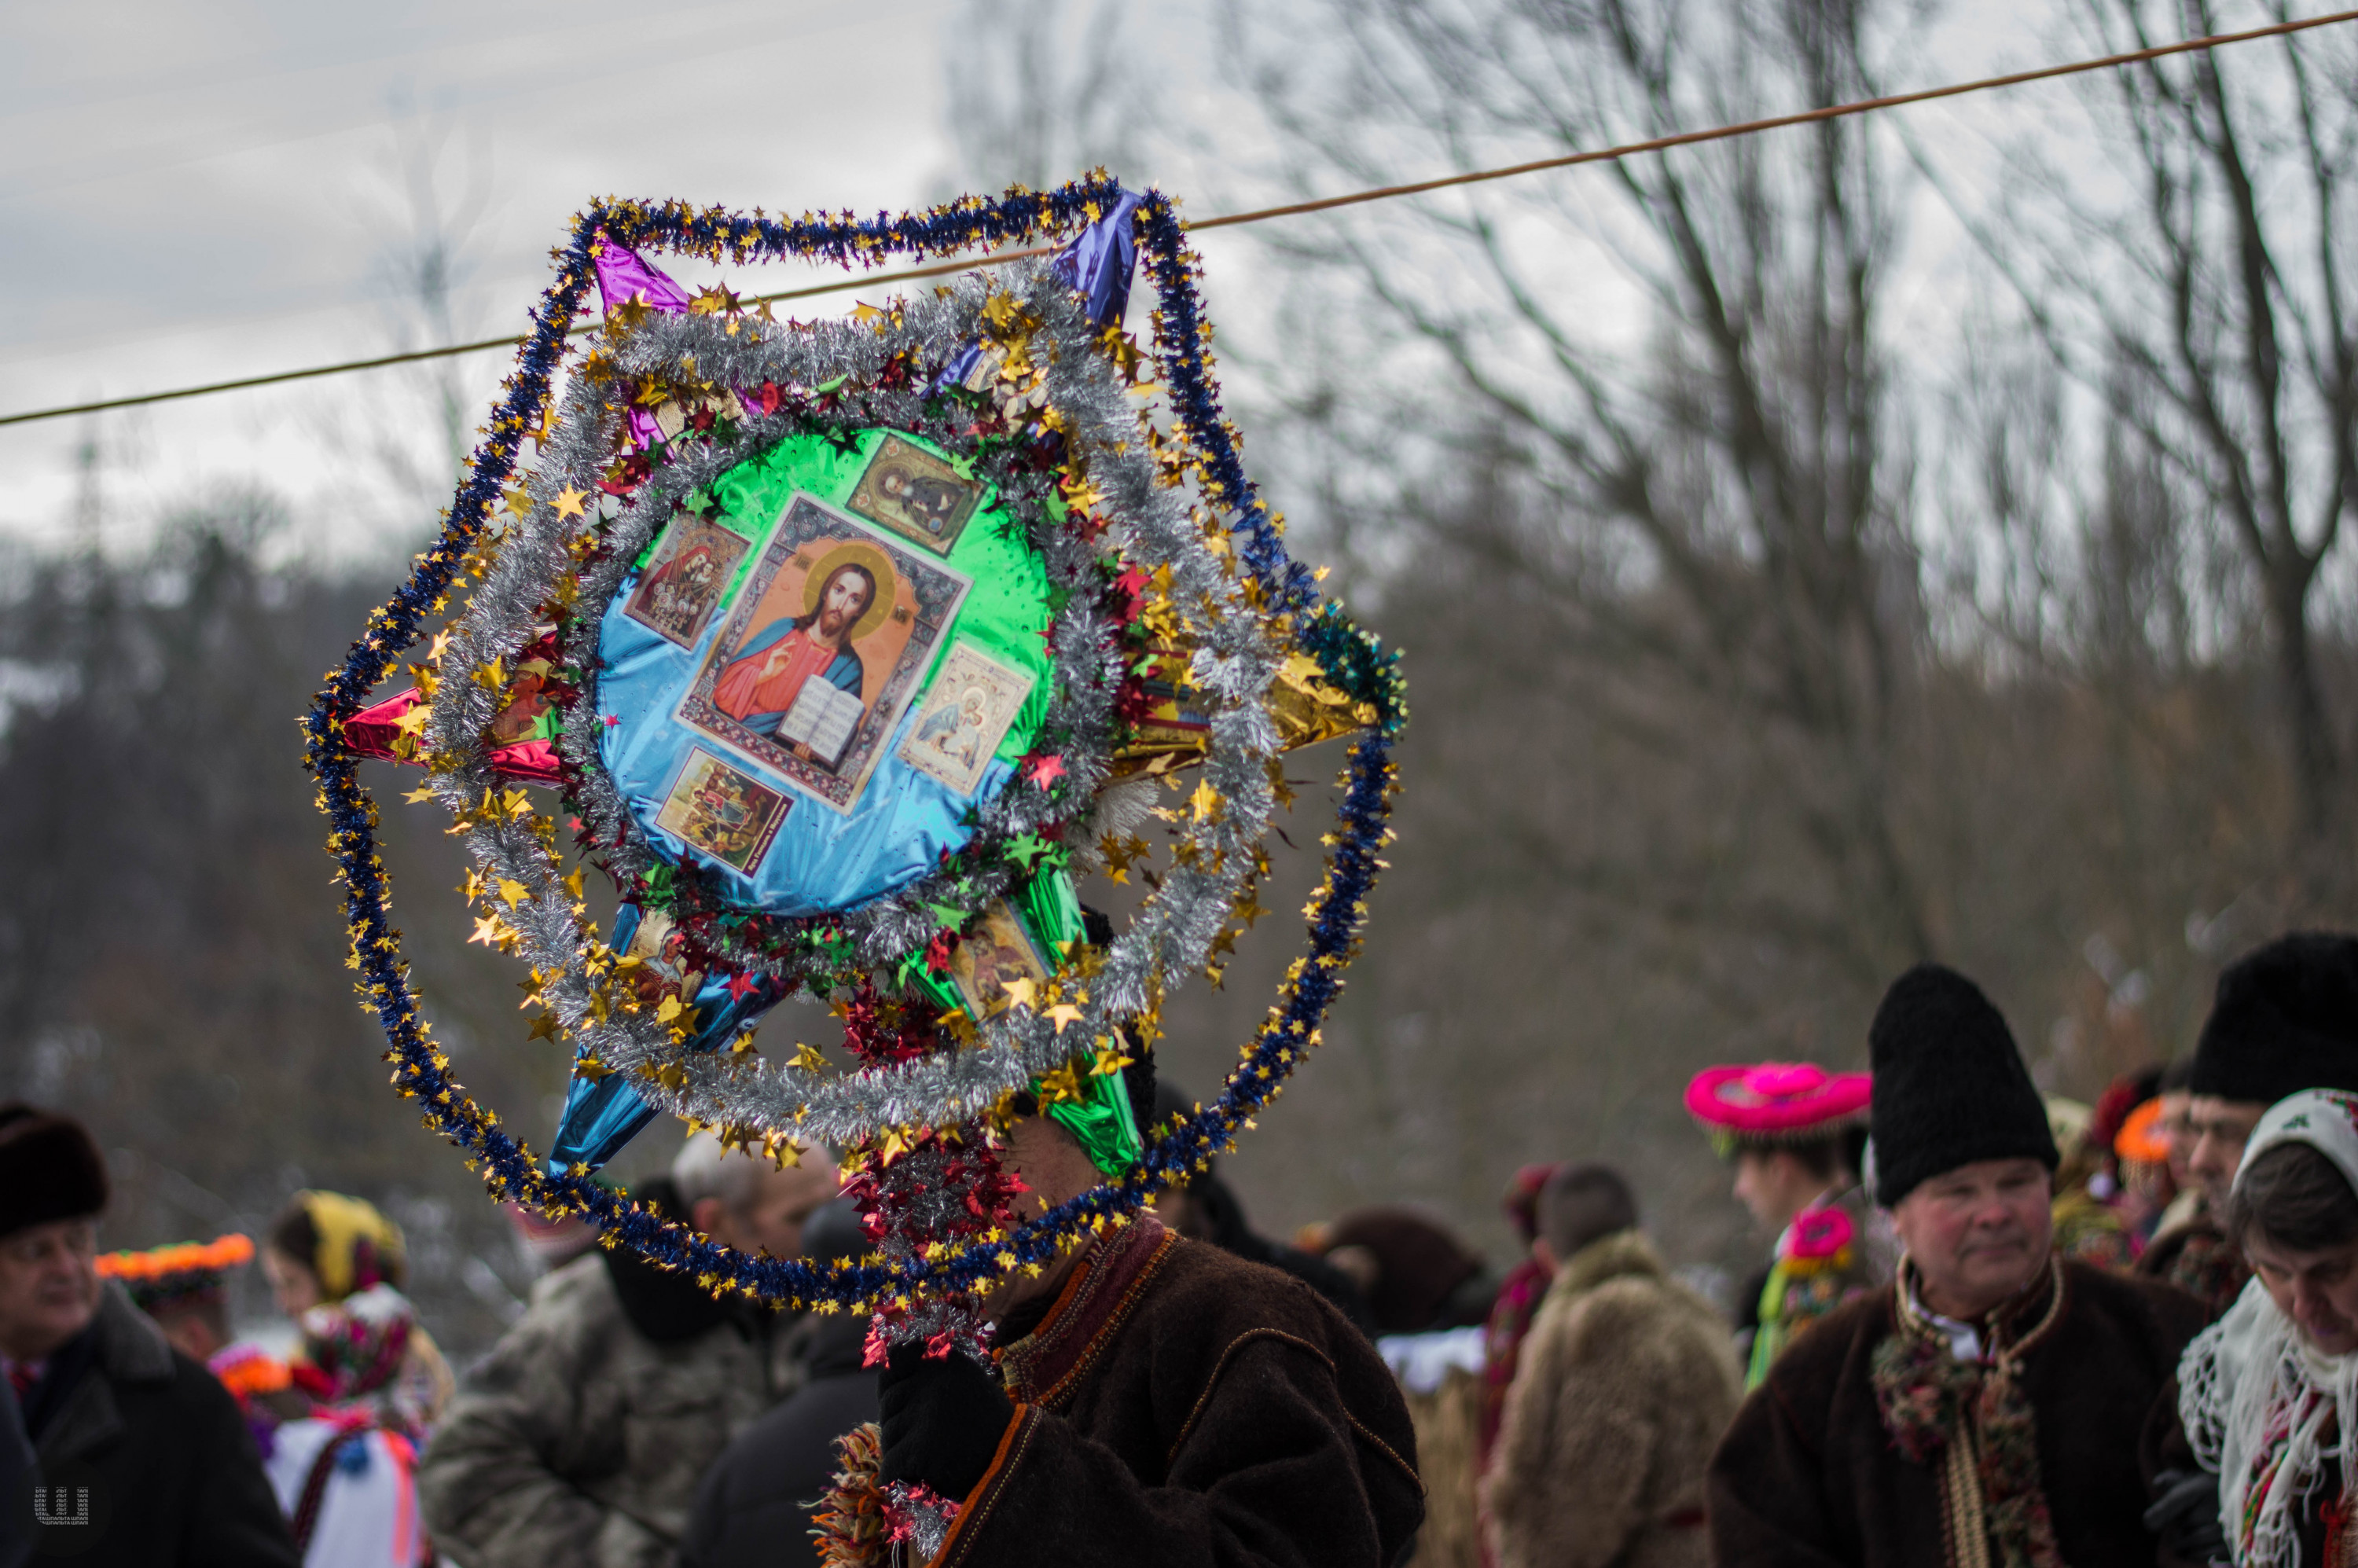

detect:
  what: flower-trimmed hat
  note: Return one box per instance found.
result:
[96,1232,255,1316]
[2114,1099,2173,1166]
[1686,1061,1872,1156]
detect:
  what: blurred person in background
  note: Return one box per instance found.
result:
[0,1103,297,1566]
[264,1192,454,1434]
[1317,1206,1500,1337]
[1144,1082,1373,1335]
[418,1132,834,1568]
[2047,1094,2136,1270]
[94,1231,309,1447]
[1684,1060,1884,1388]
[1480,1163,1739,1568]
[503,1199,602,1277]
[1710,965,2206,1566]
[1477,1162,1562,1467]
[681,1197,876,1568]
[259,1192,454,1566]
[95,1232,256,1364]
[1306,1206,1495,1568]
[2142,933,2358,1316]
[2082,1067,2168,1213]
[2108,1092,2179,1250]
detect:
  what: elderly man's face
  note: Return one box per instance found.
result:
[692,1157,841,1261]
[1889,1157,2055,1321]
[2187,1096,2271,1213]
[0,1217,103,1361]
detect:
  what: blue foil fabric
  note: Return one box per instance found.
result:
[546,194,1145,1177]
[545,903,794,1173]
[593,427,1050,916]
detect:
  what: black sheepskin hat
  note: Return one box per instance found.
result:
[0,1103,110,1239]
[2190,931,2358,1108]
[1868,964,2057,1206]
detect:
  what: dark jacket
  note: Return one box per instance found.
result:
[680,1311,878,1568]
[2,1370,31,1568]
[19,1281,298,1567]
[1192,1175,1378,1338]
[2136,1212,2247,1320]
[931,1214,1423,1568]
[1708,1260,2207,1567]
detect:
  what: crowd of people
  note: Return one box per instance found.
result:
[1,927,2355,1566]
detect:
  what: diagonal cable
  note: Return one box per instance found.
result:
[4,5,2352,430]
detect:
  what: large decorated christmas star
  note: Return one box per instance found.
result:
[307,171,1403,1554]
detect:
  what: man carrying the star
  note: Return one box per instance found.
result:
[711,560,874,739]
[872,1053,1424,1568]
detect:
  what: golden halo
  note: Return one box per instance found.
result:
[802,538,898,641]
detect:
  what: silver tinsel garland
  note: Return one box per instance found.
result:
[416,255,1283,1151]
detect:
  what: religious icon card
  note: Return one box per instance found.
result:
[623,513,752,648]
[674,494,969,813]
[654,747,792,874]
[895,642,1034,797]
[949,899,1052,1019]
[847,435,985,554]
[615,906,706,1012]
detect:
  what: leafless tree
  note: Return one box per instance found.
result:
[2009,0,2358,888]
[1243,0,1935,986]
[0,499,561,1354]
[942,0,1161,191]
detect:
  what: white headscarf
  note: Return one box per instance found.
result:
[2180,1089,2358,1566]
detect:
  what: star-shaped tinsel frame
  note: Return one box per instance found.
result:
[304,174,1406,1312]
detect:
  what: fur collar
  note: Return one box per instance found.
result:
[1548,1229,1664,1303]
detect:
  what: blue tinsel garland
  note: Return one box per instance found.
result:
[303,174,1405,1309]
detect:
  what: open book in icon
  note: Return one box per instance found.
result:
[782,678,862,768]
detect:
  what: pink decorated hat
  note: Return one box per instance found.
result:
[1686,1061,1872,1152]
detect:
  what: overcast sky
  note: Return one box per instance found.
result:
[0,0,2154,560]
[0,0,977,556]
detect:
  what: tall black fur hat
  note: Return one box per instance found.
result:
[0,1102,111,1239]
[2189,932,2358,1107]
[1868,964,2057,1206]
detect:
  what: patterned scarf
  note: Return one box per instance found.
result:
[2180,1090,2358,1566]
[1871,1258,2067,1568]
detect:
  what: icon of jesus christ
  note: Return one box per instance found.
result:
[710,560,875,739]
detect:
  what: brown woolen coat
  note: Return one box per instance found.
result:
[1478,1230,1739,1568]
[933,1217,1424,1568]
[1706,1260,2208,1568]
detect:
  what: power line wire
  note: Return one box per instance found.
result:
[6,5,2352,431]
